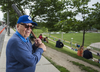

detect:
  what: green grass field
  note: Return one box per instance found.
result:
[32,29,100,47]
[45,32,100,47]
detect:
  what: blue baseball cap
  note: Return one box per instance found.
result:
[17,15,37,26]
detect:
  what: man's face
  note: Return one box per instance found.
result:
[17,23,33,39]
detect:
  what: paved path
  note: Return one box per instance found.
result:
[0,28,60,72]
[90,42,100,49]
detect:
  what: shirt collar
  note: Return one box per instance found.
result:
[15,31,29,42]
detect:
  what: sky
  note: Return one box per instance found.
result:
[0,6,4,21]
[0,0,100,21]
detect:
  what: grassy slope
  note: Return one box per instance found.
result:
[43,40,100,68]
[33,29,100,68]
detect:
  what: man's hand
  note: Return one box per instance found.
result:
[35,38,46,52]
[35,38,42,47]
[38,43,46,52]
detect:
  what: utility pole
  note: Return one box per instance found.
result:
[7,0,10,36]
[7,10,10,36]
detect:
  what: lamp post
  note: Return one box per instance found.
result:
[7,0,10,36]
[71,38,73,48]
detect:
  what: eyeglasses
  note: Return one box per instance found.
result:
[20,23,35,29]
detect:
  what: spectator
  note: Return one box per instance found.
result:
[98,59,100,63]
[83,46,93,59]
[44,37,49,43]
[56,39,64,48]
[29,33,35,41]
[97,53,100,56]
[76,43,80,48]
[39,34,44,40]
[77,45,84,57]
[75,48,77,51]
[83,47,100,63]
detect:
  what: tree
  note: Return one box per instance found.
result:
[55,0,91,46]
[42,27,48,33]
[72,0,91,46]
[0,0,66,29]
[29,0,65,31]
[0,0,32,27]
[88,2,100,30]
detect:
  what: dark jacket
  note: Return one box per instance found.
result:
[83,50,93,59]
[56,40,64,48]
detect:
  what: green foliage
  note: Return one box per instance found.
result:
[0,0,100,31]
[88,2,100,29]
[55,0,91,32]
[30,0,65,31]
[55,0,98,46]
[42,27,48,33]
[0,0,34,27]
[0,0,66,29]
[55,18,81,32]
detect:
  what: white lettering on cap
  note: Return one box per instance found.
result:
[28,17,32,20]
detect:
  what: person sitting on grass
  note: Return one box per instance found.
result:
[76,43,80,48]
[75,48,78,51]
[97,53,100,56]
[44,37,49,43]
[77,45,84,57]
[83,46,93,60]
[83,46,100,63]
[56,39,64,48]
[39,34,44,41]
[29,33,35,41]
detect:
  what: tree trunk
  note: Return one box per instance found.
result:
[82,29,85,46]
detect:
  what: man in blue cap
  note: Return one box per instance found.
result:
[6,15,46,72]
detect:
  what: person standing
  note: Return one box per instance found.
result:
[6,15,46,72]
